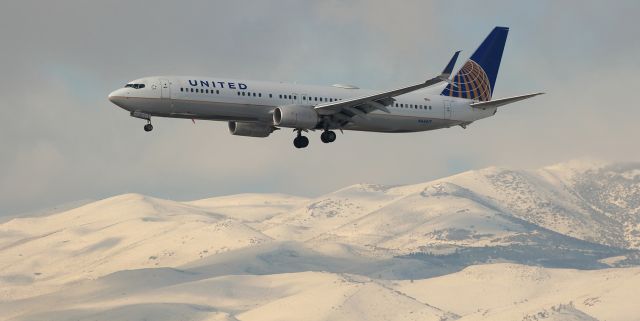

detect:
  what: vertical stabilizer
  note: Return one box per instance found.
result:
[441,27,509,101]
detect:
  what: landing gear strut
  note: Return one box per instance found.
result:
[130,111,153,132]
[320,130,336,143]
[293,130,309,149]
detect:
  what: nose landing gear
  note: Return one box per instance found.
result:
[130,111,153,133]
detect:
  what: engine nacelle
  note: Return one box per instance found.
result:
[228,121,275,138]
[273,105,319,129]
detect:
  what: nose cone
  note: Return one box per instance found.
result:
[108,90,117,103]
[108,88,128,109]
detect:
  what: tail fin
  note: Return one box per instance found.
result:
[441,26,509,101]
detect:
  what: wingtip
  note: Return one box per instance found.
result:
[441,50,462,76]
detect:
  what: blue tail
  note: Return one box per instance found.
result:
[441,27,509,101]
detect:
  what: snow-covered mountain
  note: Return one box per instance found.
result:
[0,160,638,321]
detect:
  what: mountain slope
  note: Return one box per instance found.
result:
[392,263,640,321]
[0,160,639,321]
[0,193,272,299]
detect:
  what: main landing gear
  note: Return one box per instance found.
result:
[292,130,337,148]
[293,130,309,149]
[320,130,336,143]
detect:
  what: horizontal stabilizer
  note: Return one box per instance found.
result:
[470,92,544,108]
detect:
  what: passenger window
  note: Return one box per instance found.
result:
[237,92,241,96]
[269,94,273,98]
[259,93,262,97]
[190,88,194,93]
[217,90,220,94]
[180,88,184,92]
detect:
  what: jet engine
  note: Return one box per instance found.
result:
[273,105,319,129]
[228,121,275,138]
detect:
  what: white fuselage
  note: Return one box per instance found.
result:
[108,76,497,133]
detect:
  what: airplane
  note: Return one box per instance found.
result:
[108,26,543,149]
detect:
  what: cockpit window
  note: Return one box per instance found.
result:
[125,84,145,89]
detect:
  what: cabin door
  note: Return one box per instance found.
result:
[443,100,453,119]
[160,79,171,99]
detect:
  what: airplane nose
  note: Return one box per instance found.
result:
[108,89,127,109]
[108,88,127,103]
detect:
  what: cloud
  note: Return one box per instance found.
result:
[0,0,639,215]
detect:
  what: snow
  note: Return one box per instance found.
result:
[1,160,639,321]
[392,263,640,321]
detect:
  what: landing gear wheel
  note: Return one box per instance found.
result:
[293,135,309,149]
[144,123,153,132]
[320,130,336,143]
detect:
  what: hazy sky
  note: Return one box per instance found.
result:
[1,0,639,215]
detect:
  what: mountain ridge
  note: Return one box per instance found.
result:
[1,159,639,321]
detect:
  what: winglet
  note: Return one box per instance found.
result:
[440,51,461,78]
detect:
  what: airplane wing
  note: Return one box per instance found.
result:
[470,92,544,108]
[314,51,461,120]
